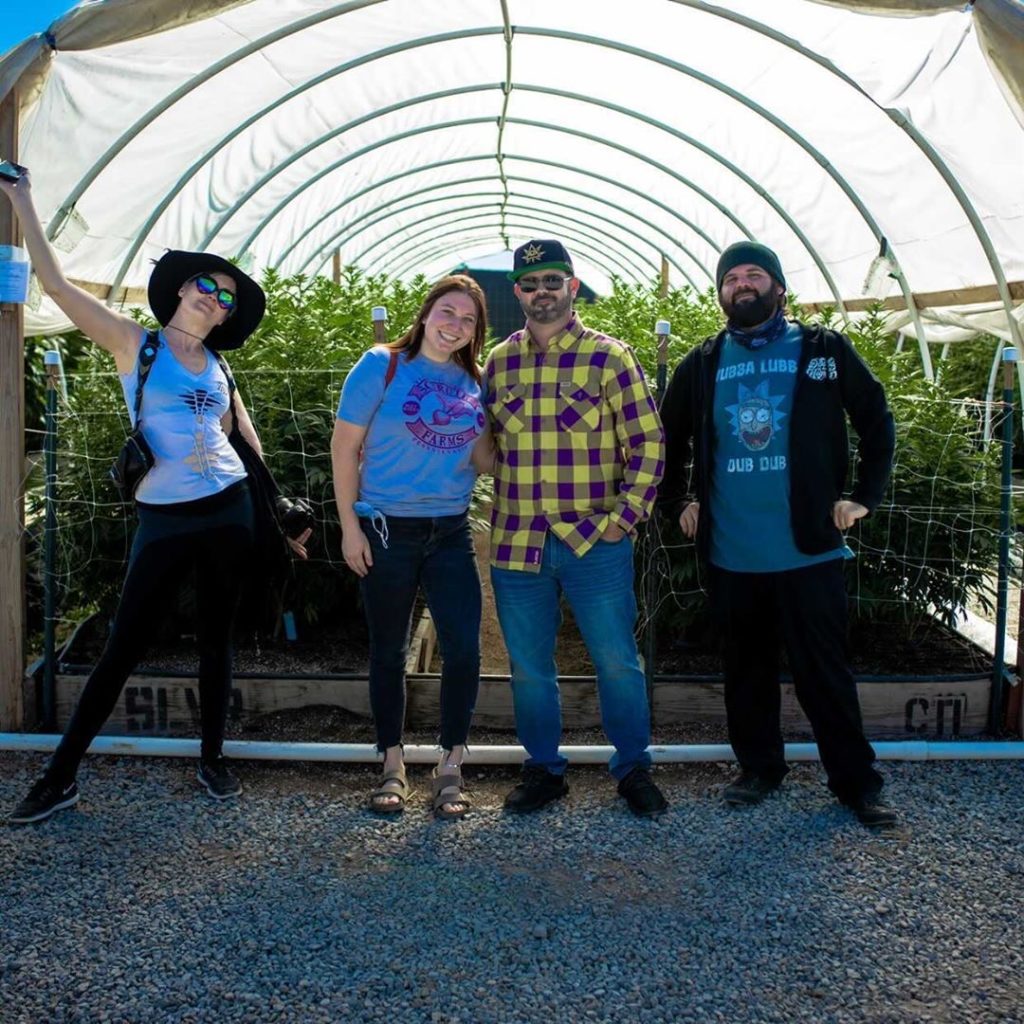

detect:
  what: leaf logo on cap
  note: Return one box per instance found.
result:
[522,243,545,263]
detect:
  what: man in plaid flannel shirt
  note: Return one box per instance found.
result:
[484,239,668,818]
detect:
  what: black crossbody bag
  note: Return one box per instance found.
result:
[214,354,314,551]
[109,331,160,502]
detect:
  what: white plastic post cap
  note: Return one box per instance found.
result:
[44,350,62,366]
[1002,347,1018,362]
[371,306,388,322]
[655,320,671,335]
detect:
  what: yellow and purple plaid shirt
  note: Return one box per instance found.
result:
[484,315,665,572]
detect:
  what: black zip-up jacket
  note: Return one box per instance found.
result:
[657,323,896,562]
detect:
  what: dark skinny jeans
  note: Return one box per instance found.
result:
[358,512,481,753]
[47,482,254,784]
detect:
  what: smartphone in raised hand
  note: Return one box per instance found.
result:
[0,160,26,183]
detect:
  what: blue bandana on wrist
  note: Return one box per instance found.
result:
[727,309,788,350]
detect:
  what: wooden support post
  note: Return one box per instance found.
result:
[331,249,341,287]
[0,87,25,729]
[659,253,669,298]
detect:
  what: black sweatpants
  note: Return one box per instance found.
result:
[709,559,882,803]
[47,481,254,784]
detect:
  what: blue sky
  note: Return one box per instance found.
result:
[0,2,78,58]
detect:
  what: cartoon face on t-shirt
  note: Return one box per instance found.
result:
[709,324,845,573]
[726,380,786,454]
[400,377,484,452]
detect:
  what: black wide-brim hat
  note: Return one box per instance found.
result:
[147,250,265,351]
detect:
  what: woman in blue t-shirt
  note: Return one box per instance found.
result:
[332,276,493,819]
[2,170,309,825]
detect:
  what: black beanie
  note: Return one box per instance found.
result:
[716,241,786,291]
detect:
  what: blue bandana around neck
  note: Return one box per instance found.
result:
[727,308,788,350]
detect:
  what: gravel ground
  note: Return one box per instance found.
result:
[1,752,1022,1024]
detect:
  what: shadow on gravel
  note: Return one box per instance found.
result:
[1,754,1022,1024]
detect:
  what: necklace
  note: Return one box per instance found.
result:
[164,324,206,343]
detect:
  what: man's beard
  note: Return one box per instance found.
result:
[520,290,572,324]
[722,288,779,328]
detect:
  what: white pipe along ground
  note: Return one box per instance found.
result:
[1,736,1023,763]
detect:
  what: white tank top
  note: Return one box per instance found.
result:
[119,331,247,504]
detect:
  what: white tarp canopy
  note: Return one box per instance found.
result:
[2,0,1023,344]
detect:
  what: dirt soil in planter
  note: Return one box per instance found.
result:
[61,527,992,681]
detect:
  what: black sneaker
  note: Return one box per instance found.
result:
[617,767,668,819]
[723,770,781,806]
[847,793,898,831]
[196,758,242,800]
[504,766,568,814]
[8,777,79,825]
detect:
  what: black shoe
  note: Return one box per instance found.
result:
[848,793,898,831]
[8,777,79,825]
[617,767,668,819]
[504,766,568,814]
[196,758,242,800]
[723,770,781,806]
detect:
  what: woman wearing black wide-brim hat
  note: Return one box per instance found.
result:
[0,171,311,825]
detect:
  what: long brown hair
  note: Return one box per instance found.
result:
[388,275,488,384]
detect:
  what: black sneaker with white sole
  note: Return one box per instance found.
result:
[196,758,242,800]
[8,777,79,825]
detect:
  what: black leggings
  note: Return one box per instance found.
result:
[47,482,254,783]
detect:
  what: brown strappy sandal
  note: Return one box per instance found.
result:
[368,766,410,815]
[431,765,471,820]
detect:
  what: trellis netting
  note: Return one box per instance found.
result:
[1,0,1022,349]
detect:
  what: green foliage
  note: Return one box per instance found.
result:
[584,278,724,383]
[832,305,1001,626]
[585,279,725,634]
[34,267,431,635]
[28,271,1007,647]
[227,268,431,628]
[23,331,92,454]
[615,288,1005,633]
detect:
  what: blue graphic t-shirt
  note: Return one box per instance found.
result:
[337,347,483,517]
[709,323,846,572]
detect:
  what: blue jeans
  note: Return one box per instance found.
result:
[490,532,652,780]
[359,512,481,752]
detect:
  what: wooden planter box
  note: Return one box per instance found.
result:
[53,670,992,740]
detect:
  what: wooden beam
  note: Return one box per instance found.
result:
[67,278,148,307]
[57,672,991,739]
[0,88,24,729]
[802,281,1024,315]
[331,249,341,287]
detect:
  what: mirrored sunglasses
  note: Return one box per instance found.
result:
[518,274,571,293]
[191,274,237,312]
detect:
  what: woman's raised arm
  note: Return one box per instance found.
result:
[0,173,140,373]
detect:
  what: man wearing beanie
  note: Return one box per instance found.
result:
[658,240,898,830]
[484,239,668,819]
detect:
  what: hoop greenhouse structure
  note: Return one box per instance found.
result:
[0,0,1022,736]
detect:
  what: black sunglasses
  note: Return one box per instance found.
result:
[518,274,571,293]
